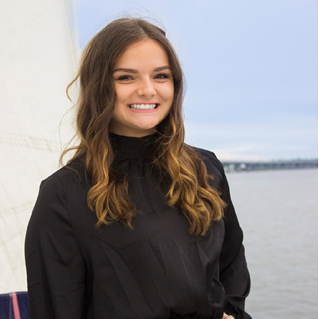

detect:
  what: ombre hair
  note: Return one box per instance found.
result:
[62,18,226,235]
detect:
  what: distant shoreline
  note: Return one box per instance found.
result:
[221,159,318,172]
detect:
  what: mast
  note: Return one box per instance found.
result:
[0,0,79,293]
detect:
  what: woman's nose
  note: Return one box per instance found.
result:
[137,78,156,97]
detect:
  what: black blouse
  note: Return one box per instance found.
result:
[25,134,251,319]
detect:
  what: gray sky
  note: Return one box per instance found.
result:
[74,0,317,161]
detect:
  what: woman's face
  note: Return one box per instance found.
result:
[110,39,174,137]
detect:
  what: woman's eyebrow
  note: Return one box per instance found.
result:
[113,68,138,74]
[154,66,171,72]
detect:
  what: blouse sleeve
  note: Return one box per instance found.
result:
[218,167,252,319]
[25,174,87,319]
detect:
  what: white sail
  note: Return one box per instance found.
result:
[0,0,79,293]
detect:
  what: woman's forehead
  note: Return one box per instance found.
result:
[113,39,170,70]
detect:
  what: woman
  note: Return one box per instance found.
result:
[25,18,251,319]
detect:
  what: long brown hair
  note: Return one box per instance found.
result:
[62,18,226,235]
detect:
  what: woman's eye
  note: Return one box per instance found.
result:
[155,73,169,79]
[117,75,133,81]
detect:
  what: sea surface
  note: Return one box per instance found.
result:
[226,168,318,319]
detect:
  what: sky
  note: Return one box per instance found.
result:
[74,0,318,161]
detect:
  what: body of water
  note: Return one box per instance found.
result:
[226,168,318,318]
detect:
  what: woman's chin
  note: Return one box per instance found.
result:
[109,126,157,137]
[134,125,157,134]
[130,121,159,133]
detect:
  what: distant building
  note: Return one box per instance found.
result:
[222,159,318,172]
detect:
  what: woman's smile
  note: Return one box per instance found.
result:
[128,103,159,111]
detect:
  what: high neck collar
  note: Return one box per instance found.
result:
[109,132,157,159]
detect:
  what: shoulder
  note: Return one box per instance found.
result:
[29,157,88,230]
[37,156,88,206]
[188,145,225,182]
[26,159,89,258]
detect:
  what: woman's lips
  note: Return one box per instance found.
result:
[127,103,160,113]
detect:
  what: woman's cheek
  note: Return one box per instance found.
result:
[160,84,174,102]
[115,84,134,103]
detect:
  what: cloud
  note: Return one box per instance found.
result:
[184,118,317,160]
[212,147,269,162]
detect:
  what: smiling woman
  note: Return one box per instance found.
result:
[25,18,251,319]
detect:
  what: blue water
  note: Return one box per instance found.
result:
[226,169,318,319]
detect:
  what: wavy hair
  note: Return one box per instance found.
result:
[62,18,226,235]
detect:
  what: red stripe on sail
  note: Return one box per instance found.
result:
[11,292,21,319]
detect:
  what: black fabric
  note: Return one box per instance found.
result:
[0,293,11,319]
[25,134,252,319]
[16,292,30,319]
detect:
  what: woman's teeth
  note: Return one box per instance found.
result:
[129,104,157,110]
